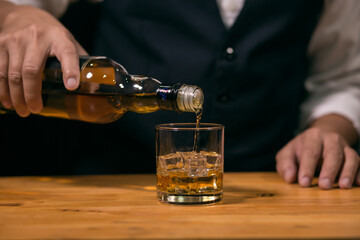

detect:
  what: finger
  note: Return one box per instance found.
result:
[22,43,46,113]
[276,140,298,183]
[7,43,30,117]
[356,168,360,186]
[298,129,323,187]
[338,147,360,189]
[318,134,345,190]
[51,39,80,90]
[0,48,12,108]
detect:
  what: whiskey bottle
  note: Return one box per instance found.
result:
[0,56,204,123]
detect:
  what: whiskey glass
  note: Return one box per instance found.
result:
[155,123,224,204]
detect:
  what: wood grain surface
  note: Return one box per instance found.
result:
[0,172,359,239]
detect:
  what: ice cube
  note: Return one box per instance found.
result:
[181,151,207,177]
[157,153,184,173]
[201,151,221,171]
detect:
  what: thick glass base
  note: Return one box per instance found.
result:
[157,191,223,204]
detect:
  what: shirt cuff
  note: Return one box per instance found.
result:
[4,0,71,18]
[300,88,360,135]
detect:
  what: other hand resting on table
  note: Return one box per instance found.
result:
[277,114,360,190]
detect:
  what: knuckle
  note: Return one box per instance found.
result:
[327,133,342,144]
[28,24,43,36]
[0,24,45,48]
[344,147,354,157]
[51,32,78,55]
[0,31,25,46]
[301,148,320,160]
[23,64,41,78]
[51,26,74,42]
[51,26,68,35]
[52,43,78,63]
[325,148,343,160]
[307,127,322,137]
[8,71,22,86]
[8,32,22,44]
[61,46,78,56]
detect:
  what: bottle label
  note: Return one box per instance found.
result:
[156,84,182,111]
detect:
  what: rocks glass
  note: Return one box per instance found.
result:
[156,123,224,204]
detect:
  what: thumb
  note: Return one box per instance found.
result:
[52,39,80,91]
[276,141,298,183]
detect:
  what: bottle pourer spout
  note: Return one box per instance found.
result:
[177,85,204,112]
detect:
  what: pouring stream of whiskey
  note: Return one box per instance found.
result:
[193,107,203,152]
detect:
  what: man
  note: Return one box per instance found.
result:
[0,0,359,189]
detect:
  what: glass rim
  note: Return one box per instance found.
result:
[155,123,224,131]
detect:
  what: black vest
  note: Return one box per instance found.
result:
[0,0,323,175]
[92,0,323,172]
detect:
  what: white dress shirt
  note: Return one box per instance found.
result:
[5,0,360,134]
[300,0,360,133]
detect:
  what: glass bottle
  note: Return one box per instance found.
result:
[0,56,204,123]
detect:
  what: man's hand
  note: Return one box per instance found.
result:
[276,114,360,189]
[0,2,87,116]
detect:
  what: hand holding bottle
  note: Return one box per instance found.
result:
[0,2,87,117]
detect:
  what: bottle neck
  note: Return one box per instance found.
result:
[156,84,182,111]
[156,84,203,113]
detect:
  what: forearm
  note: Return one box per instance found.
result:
[310,114,358,147]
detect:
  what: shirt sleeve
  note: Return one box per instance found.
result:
[3,0,75,18]
[300,0,360,134]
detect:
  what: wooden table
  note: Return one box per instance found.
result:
[0,172,359,239]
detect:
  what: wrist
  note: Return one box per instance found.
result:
[309,114,358,146]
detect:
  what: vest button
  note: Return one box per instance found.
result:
[224,47,236,61]
[218,91,231,102]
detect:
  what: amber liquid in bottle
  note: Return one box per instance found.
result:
[40,57,163,123]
